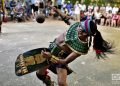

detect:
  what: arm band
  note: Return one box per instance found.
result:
[50,55,59,63]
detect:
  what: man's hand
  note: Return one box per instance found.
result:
[49,6,57,12]
[41,51,52,59]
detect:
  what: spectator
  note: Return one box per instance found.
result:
[88,3,94,12]
[69,8,74,17]
[80,3,86,11]
[74,1,80,21]
[10,0,16,9]
[39,0,45,14]
[94,4,99,13]
[111,13,118,27]
[61,1,67,14]
[112,4,119,14]
[100,4,106,25]
[86,9,94,20]
[34,0,40,17]
[0,2,3,33]
[30,0,39,19]
[25,0,32,20]
[100,4,106,14]
[106,3,112,13]
[65,1,73,14]
[5,0,10,9]
[16,0,22,10]
[57,0,62,10]
[80,10,87,21]
[15,7,25,22]
[9,0,16,21]
[105,10,112,26]
[100,12,107,26]
[118,7,120,13]
[10,7,17,21]
[94,9,102,25]
[117,12,120,27]
[5,0,10,16]
[45,0,52,17]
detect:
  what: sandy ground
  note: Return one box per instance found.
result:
[0,19,120,86]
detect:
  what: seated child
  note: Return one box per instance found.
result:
[105,10,112,26]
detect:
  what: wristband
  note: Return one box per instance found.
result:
[50,55,59,63]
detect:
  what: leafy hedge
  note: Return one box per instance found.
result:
[64,0,120,6]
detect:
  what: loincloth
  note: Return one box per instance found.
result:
[48,40,73,75]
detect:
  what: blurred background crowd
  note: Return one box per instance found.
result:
[0,0,120,27]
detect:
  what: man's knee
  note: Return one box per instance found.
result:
[58,80,67,86]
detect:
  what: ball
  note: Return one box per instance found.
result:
[36,15,45,23]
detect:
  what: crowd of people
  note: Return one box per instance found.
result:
[59,1,120,27]
[3,0,46,22]
[0,0,120,27]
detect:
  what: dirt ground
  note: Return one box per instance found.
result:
[0,20,120,86]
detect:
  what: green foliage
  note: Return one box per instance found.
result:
[64,0,120,6]
[84,0,91,5]
[98,0,104,6]
[65,0,80,4]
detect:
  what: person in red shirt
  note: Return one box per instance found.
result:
[111,13,118,27]
[117,12,120,27]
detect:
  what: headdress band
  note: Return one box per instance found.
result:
[80,20,92,35]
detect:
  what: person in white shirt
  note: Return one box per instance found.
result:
[94,4,99,13]
[94,9,102,25]
[80,3,86,11]
[31,0,39,19]
[106,3,112,13]
[100,4,106,14]
[74,1,80,21]
[112,4,119,14]
[88,3,93,12]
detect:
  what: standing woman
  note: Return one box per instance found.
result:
[74,1,80,21]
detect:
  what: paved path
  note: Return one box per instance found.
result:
[0,20,120,86]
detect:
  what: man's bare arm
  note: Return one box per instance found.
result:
[41,51,80,64]
[59,52,81,64]
[50,6,75,25]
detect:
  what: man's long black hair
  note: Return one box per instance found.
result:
[90,21,113,59]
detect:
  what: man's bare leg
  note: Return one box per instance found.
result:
[57,68,68,86]
[36,66,54,86]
